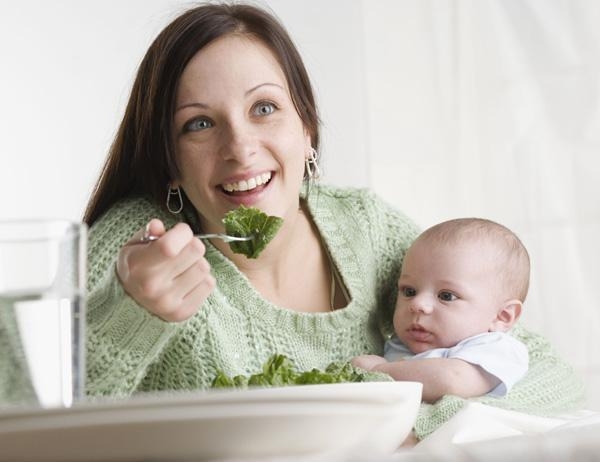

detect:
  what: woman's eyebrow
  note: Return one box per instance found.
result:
[245,82,285,95]
[175,101,210,113]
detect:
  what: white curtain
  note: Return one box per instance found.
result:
[365,0,600,409]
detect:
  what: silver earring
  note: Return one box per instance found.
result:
[166,185,183,214]
[305,147,321,180]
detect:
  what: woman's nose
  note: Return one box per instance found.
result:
[220,119,257,162]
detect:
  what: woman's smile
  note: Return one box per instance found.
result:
[221,171,272,193]
[218,171,275,207]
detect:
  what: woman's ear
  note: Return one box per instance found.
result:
[489,300,523,332]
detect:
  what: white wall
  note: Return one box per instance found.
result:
[363,0,600,410]
[1,1,598,410]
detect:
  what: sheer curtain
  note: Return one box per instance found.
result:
[364,0,600,409]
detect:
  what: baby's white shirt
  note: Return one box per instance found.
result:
[384,331,529,396]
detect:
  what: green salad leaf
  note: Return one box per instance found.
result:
[222,205,284,259]
[211,354,392,389]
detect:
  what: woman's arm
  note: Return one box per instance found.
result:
[479,324,586,413]
[358,189,420,337]
[85,198,182,397]
[413,325,586,440]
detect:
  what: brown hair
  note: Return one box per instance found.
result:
[83,3,320,226]
[417,218,531,301]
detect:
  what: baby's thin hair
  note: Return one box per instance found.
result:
[418,218,531,301]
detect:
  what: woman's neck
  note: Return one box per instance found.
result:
[216,202,332,312]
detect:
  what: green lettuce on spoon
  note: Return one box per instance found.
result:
[222,205,283,259]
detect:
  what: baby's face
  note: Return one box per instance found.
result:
[393,238,507,353]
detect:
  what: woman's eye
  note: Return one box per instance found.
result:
[401,287,416,297]
[184,118,213,132]
[439,291,457,302]
[253,101,276,116]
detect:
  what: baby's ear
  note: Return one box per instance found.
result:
[489,300,522,332]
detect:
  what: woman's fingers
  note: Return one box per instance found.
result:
[157,257,215,320]
[124,218,166,246]
[122,222,195,276]
[166,272,217,322]
[117,220,215,322]
[148,222,194,258]
[173,257,213,297]
[162,231,208,280]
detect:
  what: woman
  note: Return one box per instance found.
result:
[84,3,583,441]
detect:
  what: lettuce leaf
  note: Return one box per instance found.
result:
[222,205,283,258]
[211,354,392,389]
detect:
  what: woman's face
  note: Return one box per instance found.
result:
[172,34,311,233]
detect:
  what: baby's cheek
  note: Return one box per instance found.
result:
[393,303,408,327]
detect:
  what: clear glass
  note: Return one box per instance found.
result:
[0,220,87,409]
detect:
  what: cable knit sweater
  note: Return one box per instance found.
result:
[85,185,584,440]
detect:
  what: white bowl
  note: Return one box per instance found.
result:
[0,381,422,461]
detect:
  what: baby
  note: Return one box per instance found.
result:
[354,218,529,403]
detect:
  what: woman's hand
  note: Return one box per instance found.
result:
[116,219,216,322]
[352,354,388,371]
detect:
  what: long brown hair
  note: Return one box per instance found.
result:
[83,3,320,226]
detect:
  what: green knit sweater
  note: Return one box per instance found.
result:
[85,185,584,440]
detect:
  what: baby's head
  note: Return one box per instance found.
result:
[416,218,530,302]
[393,218,530,353]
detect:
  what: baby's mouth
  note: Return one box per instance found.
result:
[221,172,272,195]
[407,325,432,342]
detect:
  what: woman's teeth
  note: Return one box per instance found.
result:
[222,172,271,193]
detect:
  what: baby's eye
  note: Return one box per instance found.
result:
[401,286,416,297]
[438,291,457,302]
[253,101,276,116]
[184,118,213,132]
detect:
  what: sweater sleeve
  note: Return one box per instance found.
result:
[85,198,182,397]
[413,323,586,440]
[358,189,420,337]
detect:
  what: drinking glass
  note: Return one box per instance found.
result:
[0,220,87,409]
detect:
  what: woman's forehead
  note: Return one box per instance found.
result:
[178,35,287,94]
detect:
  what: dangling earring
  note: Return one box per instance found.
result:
[166,185,183,214]
[305,147,321,180]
